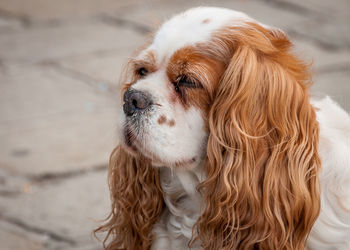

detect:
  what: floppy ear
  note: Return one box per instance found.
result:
[96,146,164,249]
[197,25,321,249]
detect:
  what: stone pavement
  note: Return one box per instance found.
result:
[0,0,349,249]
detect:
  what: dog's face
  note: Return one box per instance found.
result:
[118,8,258,167]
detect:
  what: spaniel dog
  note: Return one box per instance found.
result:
[96,7,350,250]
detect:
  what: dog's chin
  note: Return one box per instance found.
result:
[121,138,198,168]
[121,140,164,166]
[121,126,201,168]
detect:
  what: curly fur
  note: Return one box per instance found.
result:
[194,24,321,249]
[95,147,164,249]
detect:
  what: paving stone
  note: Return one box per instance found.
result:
[0,16,22,31]
[0,18,144,64]
[265,0,350,18]
[0,170,110,248]
[0,168,28,196]
[312,71,350,112]
[292,38,350,72]
[0,220,49,250]
[0,0,153,21]
[0,65,118,175]
[0,223,45,250]
[58,48,134,87]
[289,18,350,51]
[262,0,350,50]
[271,1,350,50]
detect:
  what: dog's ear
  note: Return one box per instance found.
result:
[196,24,321,249]
[96,146,164,249]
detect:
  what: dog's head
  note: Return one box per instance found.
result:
[100,7,321,249]
[119,8,271,168]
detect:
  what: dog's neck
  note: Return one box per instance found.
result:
[157,162,205,243]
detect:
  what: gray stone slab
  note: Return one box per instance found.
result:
[289,19,350,51]
[292,38,350,71]
[58,48,133,87]
[0,16,22,31]
[0,221,49,250]
[0,18,144,64]
[259,0,350,50]
[312,71,350,112]
[0,0,148,21]
[0,65,118,175]
[0,168,29,196]
[264,0,350,18]
[0,221,45,250]
[0,170,110,248]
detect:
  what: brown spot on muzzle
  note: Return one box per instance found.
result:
[168,119,175,127]
[157,115,167,124]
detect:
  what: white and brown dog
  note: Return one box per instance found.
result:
[97,7,350,250]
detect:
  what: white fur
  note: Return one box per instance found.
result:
[150,7,252,63]
[152,166,204,250]
[119,7,350,249]
[307,97,350,250]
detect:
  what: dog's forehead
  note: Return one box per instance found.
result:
[144,7,253,64]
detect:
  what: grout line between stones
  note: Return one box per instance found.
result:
[0,8,30,26]
[257,0,322,18]
[0,164,107,198]
[27,164,107,184]
[0,214,77,246]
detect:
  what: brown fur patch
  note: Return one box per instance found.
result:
[195,22,320,250]
[166,46,226,113]
[168,119,175,127]
[157,115,167,124]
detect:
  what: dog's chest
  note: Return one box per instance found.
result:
[151,167,204,250]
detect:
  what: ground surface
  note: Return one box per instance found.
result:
[0,0,349,249]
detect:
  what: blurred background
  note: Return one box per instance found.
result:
[0,0,349,249]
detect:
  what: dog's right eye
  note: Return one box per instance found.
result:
[136,67,148,77]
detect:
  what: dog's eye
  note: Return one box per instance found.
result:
[173,75,201,94]
[136,67,148,77]
[176,75,197,88]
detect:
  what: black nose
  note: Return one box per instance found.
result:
[123,88,152,116]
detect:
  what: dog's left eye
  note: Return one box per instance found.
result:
[136,67,148,77]
[176,75,197,88]
[173,75,201,94]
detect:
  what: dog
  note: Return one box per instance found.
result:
[96,7,350,250]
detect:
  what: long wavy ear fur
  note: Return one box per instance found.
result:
[95,146,164,250]
[197,24,321,249]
